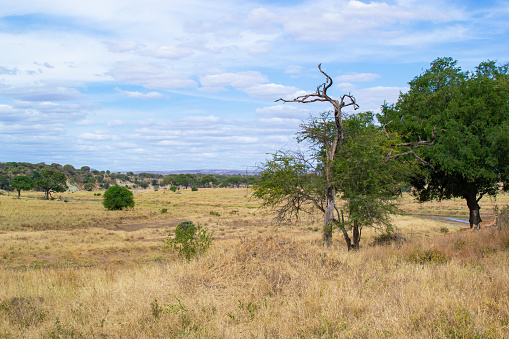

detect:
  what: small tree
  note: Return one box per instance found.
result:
[163,221,213,260]
[102,186,135,210]
[254,112,414,250]
[11,175,32,198]
[33,168,68,200]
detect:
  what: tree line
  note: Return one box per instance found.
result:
[0,162,258,198]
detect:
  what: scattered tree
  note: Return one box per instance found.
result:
[33,168,68,200]
[11,175,32,198]
[102,185,135,210]
[200,174,218,187]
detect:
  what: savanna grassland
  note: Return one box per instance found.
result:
[1,188,509,338]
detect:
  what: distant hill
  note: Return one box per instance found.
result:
[0,162,259,192]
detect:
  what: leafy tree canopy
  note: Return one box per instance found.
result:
[254,112,414,250]
[11,175,33,198]
[379,57,509,227]
[33,168,68,200]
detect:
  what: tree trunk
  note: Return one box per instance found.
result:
[323,186,335,247]
[352,221,360,250]
[465,193,481,228]
[336,210,353,250]
[17,189,20,199]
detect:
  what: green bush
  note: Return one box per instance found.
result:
[191,187,198,191]
[163,221,213,260]
[102,186,135,210]
[170,186,178,192]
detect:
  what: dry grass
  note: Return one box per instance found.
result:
[1,188,509,337]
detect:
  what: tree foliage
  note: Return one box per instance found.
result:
[33,168,68,200]
[102,185,135,210]
[379,57,509,227]
[11,175,32,198]
[163,221,213,261]
[254,112,413,250]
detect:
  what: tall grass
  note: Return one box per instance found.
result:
[1,189,509,337]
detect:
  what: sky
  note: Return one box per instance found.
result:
[1,0,508,172]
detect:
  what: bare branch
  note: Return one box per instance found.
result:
[275,65,359,113]
[384,150,435,170]
[382,121,392,140]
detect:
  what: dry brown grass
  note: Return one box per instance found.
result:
[1,188,509,337]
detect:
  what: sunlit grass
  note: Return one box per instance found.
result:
[1,188,509,337]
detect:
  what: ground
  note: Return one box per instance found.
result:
[1,188,508,338]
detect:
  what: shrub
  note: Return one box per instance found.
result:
[408,247,448,264]
[163,221,213,260]
[102,186,135,210]
[170,186,178,192]
[161,208,168,214]
[191,187,198,191]
[372,231,406,246]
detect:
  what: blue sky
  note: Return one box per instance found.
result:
[0,0,508,172]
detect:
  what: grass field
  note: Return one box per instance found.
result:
[1,188,509,338]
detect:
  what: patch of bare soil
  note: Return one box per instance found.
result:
[105,219,187,232]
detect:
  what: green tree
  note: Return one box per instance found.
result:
[102,186,135,210]
[200,174,218,187]
[222,175,243,188]
[0,175,9,190]
[254,112,413,250]
[63,164,76,175]
[379,57,509,228]
[11,175,33,198]
[333,113,412,249]
[161,175,176,187]
[33,168,68,200]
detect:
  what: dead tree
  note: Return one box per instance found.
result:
[276,64,358,247]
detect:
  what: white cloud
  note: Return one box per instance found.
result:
[142,45,194,59]
[1,84,84,101]
[244,84,306,100]
[75,119,96,126]
[281,0,461,43]
[352,86,408,113]
[335,73,380,83]
[116,88,164,99]
[256,104,310,119]
[78,132,116,141]
[108,61,197,90]
[107,120,125,127]
[199,71,268,92]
